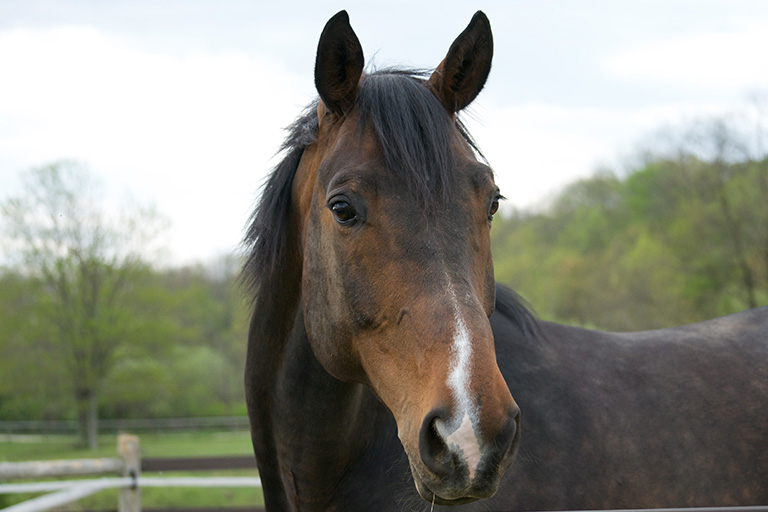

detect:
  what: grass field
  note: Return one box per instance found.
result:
[0,430,265,510]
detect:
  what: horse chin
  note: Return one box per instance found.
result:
[411,466,498,505]
[413,475,484,506]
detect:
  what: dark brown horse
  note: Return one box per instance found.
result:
[242,10,768,511]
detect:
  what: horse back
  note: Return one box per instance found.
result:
[490,284,768,510]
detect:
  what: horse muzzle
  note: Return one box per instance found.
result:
[406,402,521,504]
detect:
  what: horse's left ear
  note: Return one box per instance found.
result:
[427,11,493,114]
[315,10,364,117]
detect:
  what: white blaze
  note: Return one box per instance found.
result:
[435,286,483,480]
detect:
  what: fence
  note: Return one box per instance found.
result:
[3,438,767,512]
[0,434,261,512]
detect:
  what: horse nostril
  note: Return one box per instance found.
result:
[418,404,520,484]
[489,405,520,468]
[418,408,453,478]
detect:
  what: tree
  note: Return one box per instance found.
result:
[100,257,250,419]
[1,161,166,448]
[490,113,768,331]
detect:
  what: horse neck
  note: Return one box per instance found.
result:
[246,266,387,508]
[281,308,396,507]
[246,147,396,506]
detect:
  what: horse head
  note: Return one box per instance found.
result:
[291,11,519,505]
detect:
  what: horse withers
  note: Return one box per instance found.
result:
[242,10,768,511]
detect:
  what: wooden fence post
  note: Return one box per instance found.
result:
[118,433,141,512]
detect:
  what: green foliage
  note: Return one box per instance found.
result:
[0,261,249,422]
[0,272,72,419]
[492,150,768,331]
[96,262,249,419]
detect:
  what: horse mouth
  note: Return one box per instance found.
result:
[414,477,480,506]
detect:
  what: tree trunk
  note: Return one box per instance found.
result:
[76,388,99,450]
[87,390,99,450]
[718,190,758,309]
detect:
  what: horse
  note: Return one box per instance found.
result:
[242,10,768,511]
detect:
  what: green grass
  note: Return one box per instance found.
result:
[1,430,254,461]
[0,430,264,509]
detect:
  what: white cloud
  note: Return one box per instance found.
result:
[463,98,740,210]
[463,102,613,208]
[0,26,314,264]
[601,22,768,89]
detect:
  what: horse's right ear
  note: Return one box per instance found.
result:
[314,11,364,117]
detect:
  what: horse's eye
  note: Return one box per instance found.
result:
[330,201,356,225]
[488,197,500,220]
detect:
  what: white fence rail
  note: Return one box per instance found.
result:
[0,434,261,512]
[2,478,134,512]
[0,458,125,480]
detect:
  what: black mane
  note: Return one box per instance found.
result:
[240,102,316,299]
[356,69,457,209]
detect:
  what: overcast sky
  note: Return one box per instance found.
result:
[2,0,767,265]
